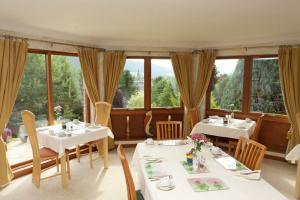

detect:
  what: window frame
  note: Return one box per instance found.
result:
[206,54,288,122]
[28,49,90,125]
[112,56,183,113]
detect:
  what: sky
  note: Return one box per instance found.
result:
[215,59,239,75]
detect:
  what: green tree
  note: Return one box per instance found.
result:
[151,76,180,107]
[128,91,144,107]
[119,70,138,100]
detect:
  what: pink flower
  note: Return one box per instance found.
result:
[191,133,208,143]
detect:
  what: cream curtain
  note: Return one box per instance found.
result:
[171,50,216,137]
[103,51,126,149]
[78,48,101,105]
[278,47,300,154]
[0,39,28,187]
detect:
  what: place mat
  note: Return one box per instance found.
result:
[215,157,247,171]
[187,177,229,192]
[180,161,209,174]
[144,162,169,178]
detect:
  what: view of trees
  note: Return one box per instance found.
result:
[251,58,286,114]
[211,59,244,111]
[211,58,286,114]
[112,59,180,108]
[8,53,83,137]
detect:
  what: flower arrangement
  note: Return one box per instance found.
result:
[190,133,208,153]
[54,105,62,119]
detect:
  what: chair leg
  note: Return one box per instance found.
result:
[56,157,59,172]
[66,155,71,180]
[76,145,81,163]
[89,145,93,169]
[96,141,103,158]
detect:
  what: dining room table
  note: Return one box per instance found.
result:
[131,141,287,200]
[36,122,113,189]
[191,117,256,139]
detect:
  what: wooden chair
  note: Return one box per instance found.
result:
[188,108,200,128]
[250,114,264,141]
[156,121,183,140]
[78,101,111,168]
[234,137,266,170]
[117,144,144,200]
[228,114,264,153]
[21,110,70,188]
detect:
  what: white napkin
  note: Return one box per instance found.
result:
[235,170,261,180]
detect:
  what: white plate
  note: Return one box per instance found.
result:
[156,182,176,191]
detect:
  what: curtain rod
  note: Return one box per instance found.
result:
[1,33,298,53]
[0,34,106,51]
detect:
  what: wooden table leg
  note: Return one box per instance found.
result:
[102,137,109,169]
[296,159,300,199]
[60,154,68,189]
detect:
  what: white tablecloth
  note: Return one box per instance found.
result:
[37,124,113,155]
[191,118,256,139]
[131,143,287,200]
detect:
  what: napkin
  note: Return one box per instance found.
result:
[236,170,261,180]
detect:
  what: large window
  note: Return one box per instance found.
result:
[8,53,48,133]
[113,59,144,108]
[151,59,180,108]
[210,59,244,111]
[251,57,286,114]
[52,55,84,121]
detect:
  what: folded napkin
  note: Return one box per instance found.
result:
[235,170,261,180]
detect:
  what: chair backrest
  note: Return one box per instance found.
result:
[21,110,40,161]
[250,114,264,141]
[117,144,137,200]
[188,108,200,128]
[234,137,266,170]
[95,101,112,126]
[156,121,183,140]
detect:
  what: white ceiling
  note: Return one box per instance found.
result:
[0,0,300,50]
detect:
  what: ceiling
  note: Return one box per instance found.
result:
[0,0,300,50]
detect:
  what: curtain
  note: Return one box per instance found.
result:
[103,51,126,149]
[171,50,216,137]
[78,48,100,105]
[278,47,300,154]
[0,39,28,187]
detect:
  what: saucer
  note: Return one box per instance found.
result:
[156,182,176,191]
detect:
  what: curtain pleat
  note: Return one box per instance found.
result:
[278,47,300,154]
[171,50,216,137]
[0,39,28,187]
[103,51,126,149]
[78,48,100,105]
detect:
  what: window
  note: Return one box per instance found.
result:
[251,57,286,114]
[52,55,84,121]
[113,58,144,108]
[151,59,180,108]
[210,59,244,111]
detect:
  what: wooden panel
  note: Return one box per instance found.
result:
[111,111,183,140]
[258,120,290,153]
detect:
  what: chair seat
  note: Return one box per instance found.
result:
[39,147,58,159]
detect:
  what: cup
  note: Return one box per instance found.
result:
[146,138,154,145]
[211,146,222,155]
[73,119,80,125]
[159,176,171,187]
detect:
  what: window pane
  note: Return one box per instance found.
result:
[52,55,84,121]
[113,59,144,108]
[251,57,286,114]
[7,53,48,164]
[210,59,244,111]
[151,59,180,108]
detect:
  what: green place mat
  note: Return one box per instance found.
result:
[188,177,229,192]
[180,161,209,174]
[144,162,168,178]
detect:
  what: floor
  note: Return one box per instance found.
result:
[1,147,297,200]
